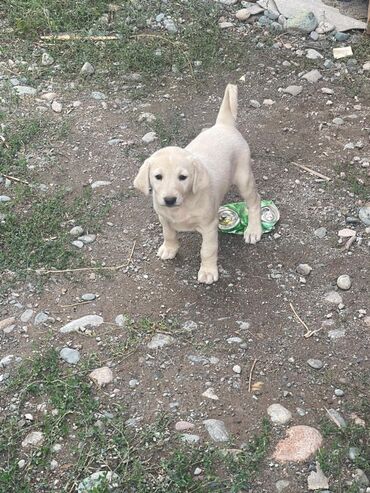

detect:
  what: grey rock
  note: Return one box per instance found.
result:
[333,117,344,125]
[314,227,327,238]
[267,404,292,425]
[353,469,369,487]
[316,21,334,34]
[181,433,200,444]
[21,431,44,448]
[77,234,96,244]
[322,87,334,95]
[14,85,37,96]
[34,311,48,325]
[147,333,175,349]
[72,240,84,249]
[81,293,96,302]
[182,320,198,332]
[203,419,229,442]
[258,16,272,26]
[306,49,323,60]
[324,291,343,305]
[80,62,95,76]
[60,315,104,334]
[115,314,128,327]
[41,52,54,66]
[307,359,323,370]
[296,263,312,276]
[250,99,261,108]
[336,275,351,291]
[243,3,264,15]
[51,101,62,113]
[324,59,334,69]
[0,354,15,368]
[348,447,360,461]
[60,348,80,364]
[286,11,318,33]
[164,18,178,34]
[156,13,165,22]
[129,379,139,388]
[265,9,279,21]
[327,409,347,428]
[91,180,111,189]
[0,195,11,202]
[283,85,303,96]
[328,329,346,339]
[77,471,119,493]
[302,69,322,83]
[91,91,106,100]
[334,389,344,397]
[142,131,157,144]
[269,22,283,33]
[276,480,290,492]
[307,462,329,490]
[20,309,34,323]
[335,32,350,42]
[359,205,370,226]
[69,225,84,236]
[310,31,319,41]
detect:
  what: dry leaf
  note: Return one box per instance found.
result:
[251,381,264,392]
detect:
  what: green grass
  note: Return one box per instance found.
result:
[0,348,271,492]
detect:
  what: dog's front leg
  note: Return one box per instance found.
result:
[157,217,179,260]
[198,222,219,284]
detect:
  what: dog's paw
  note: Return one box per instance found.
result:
[198,266,219,285]
[244,224,262,245]
[157,243,179,260]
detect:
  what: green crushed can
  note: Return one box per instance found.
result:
[218,200,280,234]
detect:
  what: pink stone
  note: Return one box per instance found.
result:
[273,425,323,462]
[175,421,195,432]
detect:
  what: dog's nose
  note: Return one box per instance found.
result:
[164,196,177,207]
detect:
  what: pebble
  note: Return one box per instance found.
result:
[69,225,84,236]
[0,354,15,368]
[91,180,111,189]
[59,315,104,334]
[34,311,48,325]
[337,275,351,291]
[194,467,202,476]
[307,462,329,490]
[89,367,113,387]
[267,404,292,425]
[296,263,312,276]
[21,431,44,448]
[359,205,370,226]
[233,365,241,374]
[307,359,323,370]
[164,18,178,34]
[327,409,347,428]
[273,425,323,462]
[335,32,350,42]
[129,379,139,388]
[77,471,119,493]
[321,87,334,95]
[78,234,96,244]
[181,434,200,444]
[60,348,80,365]
[353,469,369,487]
[50,459,58,470]
[91,91,106,100]
[302,69,322,83]
[20,309,34,323]
[286,11,318,33]
[14,85,37,96]
[142,131,157,144]
[202,388,219,400]
[81,293,96,302]
[324,291,343,305]
[72,240,84,249]
[18,459,26,469]
[306,49,323,60]
[334,389,344,397]
[310,31,319,41]
[348,447,360,460]
[0,317,15,331]
[147,333,175,349]
[235,9,251,21]
[263,99,275,106]
[316,21,334,34]
[314,227,327,238]
[51,101,62,113]
[138,112,156,123]
[283,85,303,96]
[182,320,198,332]
[203,419,229,442]
[115,314,128,327]
[175,421,195,431]
[80,62,95,76]
[363,61,370,71]
[333,117,344,125]
[328,329,346,339]
[276,479,290,492]
[250,99,261,108]
[338,228,356,238]
[219,21,234,29]
[41,52,54,66]
[227,336,243,344]
[0,195,11,202]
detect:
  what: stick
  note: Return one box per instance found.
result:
[290,302,315,338]
[40,240,136,275]
[40,34,120,41]
[248,359,258,393]
[291,162,331,181]
[1,173,31,185]
[60,301,94,308]
[342,235,356,251]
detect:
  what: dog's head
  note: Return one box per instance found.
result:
[133,146,209,208]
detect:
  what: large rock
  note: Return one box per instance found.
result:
[273,425,323,462]
[286,11,318,33]
[59,315,104,334]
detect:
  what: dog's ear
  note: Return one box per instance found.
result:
[192,158,210,194]
[134,159,151,195]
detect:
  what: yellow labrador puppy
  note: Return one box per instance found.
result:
[134,84,262,284]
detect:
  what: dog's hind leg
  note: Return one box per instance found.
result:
[233,155,262,245]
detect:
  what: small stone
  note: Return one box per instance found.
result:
[20,309,34,323]
[267,404,292,425]
[91,180,111,189]
[69,225,84,236]
[324,291,343,305]
[78,234,96,244]
[0,317,16,331]
[59,315,103,334]
[164,18,178,34]
[227,336,243,344]
[51,101,62,113]
[353,469,369,487]
[34,311,48,325]
[328,329,346,340]
[338,228,356,238]
[52,443,62,453]
[276,480,290,492]
[302,69,322,83]
[41,52,54,66]
[0,355,15,368]
[250,99,261,108]
[77,471,119,493]
[91,91,106,100]
[321,87,334,95]
[307,462,329,490]
[359,205,370,226]
[142,131,157,144]
[89,367,113,387]
[219,21,234,29]
[0,195,11,202]
[314,227,326,238]
[306,49,323,60]
[202,388,219,400]
[286,11,318,33]
[81,293,96,302]
[175,421,195,431]
[335,32,350,42]
[60,348,80,365]
[333,117,344,125]
[182,320,198,332]
[273,425,323,462]
[115,314,128,327]
[296,264,312,276]
[362,61,370,71]
[349,447,360,461]
[18,459,26,469]
[269,22,283,33]
[72,240,84,249]
[327,409,347,428]
[203,419,229,442]
[80,62,95,76]
[138,112,156,123]
[316,21,334,34]
[194,467,202,476]
[147,333,174,349]
[333,46,353,59]
[283,85,303,96]
[50,459,58,470]
[233,365,241,374]
[14,86,37,96]
[307,359,323,370]
[235,9,251,21]
[334,389,344,397]
[337,275,351,291]
[263,99,275,106]
[22,431,44,448]
[129,379,139,388]
[310,31,319,41]
[181,434,200,444]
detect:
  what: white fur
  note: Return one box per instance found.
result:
[134,84,262,284]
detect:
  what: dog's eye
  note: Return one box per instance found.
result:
[179,175,187,181]
[155,174,163,180]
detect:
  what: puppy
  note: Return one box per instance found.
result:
[134,84,262,284]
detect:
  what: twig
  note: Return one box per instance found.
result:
[1,173,31,185]
[248,359,258,393]
[290,302,313,337]
[40,240,136,275]
[291,162,331,181]
[40,34,120,41]
[342,234,356,251]
[60,300,94,308]
[304,327,324,339]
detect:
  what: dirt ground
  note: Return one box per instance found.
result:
[1,3,370,492]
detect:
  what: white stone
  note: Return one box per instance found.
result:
[316,21,334,34]
[59,315,104,334]
[202,388,219,400]
[60,348,80,364]
[142,131,157,144]
[306,49,323,60]
[22,431,44,448]
[20,309,34,323]
[296,263,312,276]
[147,333,174,349]
[80,62,95,76]
[235,9,251,21]
[203,419,229,442]
[233,365,241,374]
[283,85,303,96]
[89,366,113,387]
[267,404,292,425]
[307,462,329,490]
[69,225,84,236]
[338,228,356,238]
[51,101,62,113]
[302,69,322,83]
[77,471,119,493]
[91,180,111,189]
[41,52,54,66]
[337,275,351,290]
[324,291,343,305]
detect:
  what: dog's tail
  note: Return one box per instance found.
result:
[216,84,238,126]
